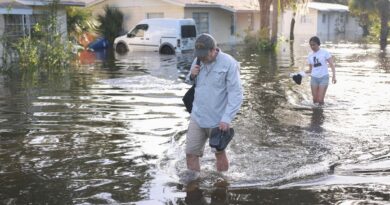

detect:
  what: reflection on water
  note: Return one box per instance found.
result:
[1,42,390,204]
[309,108,325,133]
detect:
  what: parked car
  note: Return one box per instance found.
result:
[113,18,197,54]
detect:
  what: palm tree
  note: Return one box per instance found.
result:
[97,6,124,45]
[66,7,96,42]
[258,0,273,40]
[271,0,278,44]
[377,0,389,50]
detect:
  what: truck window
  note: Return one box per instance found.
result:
[181,25,196,38]
[129,24,149,38]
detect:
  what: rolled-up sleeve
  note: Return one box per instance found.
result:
[221,62,243,124]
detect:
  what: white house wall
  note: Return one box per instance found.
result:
[280,7,362,42]
[185,8,234,45]
[344,14,363,39]
[297,9,318,37]
[279,9,318,39]
[236,11,260,42]
[279,10,293,39]
[316,11,343,37]
[316,11,362,40]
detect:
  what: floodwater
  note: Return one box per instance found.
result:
[0,40,389,204]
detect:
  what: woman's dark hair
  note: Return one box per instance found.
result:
[309,36,321,46]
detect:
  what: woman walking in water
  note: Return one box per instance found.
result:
[306,36,336,105]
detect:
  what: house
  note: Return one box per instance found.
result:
[0,0,88,65]
[0,0,89,39]
[86,0,260,45]
[279,2,363,41]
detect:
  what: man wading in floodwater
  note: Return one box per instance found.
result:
[184,33,243,180]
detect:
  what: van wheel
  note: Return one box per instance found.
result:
[160,45,174,55]
[116,43,128,53]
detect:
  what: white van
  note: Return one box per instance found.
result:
[113,18,197,54]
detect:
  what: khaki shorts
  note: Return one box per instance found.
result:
[185,118,213,156]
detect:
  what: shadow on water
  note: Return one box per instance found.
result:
[309,108,325,133]
[1,42,390,204]
[174,181,390,205]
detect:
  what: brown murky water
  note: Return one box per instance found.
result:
[0,40,389,204]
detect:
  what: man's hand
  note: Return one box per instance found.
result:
[219,122,229,132]
[191,65,200,80]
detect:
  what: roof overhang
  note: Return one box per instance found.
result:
[308,2,349,12]
[236,9,260,13]
[15,0,86,7]
[162,0,185,7]
[185,3,235,13]
[0,2,33,14]
[84,0,105,7]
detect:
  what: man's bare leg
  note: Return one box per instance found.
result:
[215,151,229,172]
[186,154,200,171]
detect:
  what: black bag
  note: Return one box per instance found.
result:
[182,84,195,113]
[182,59,200,113]
[209,127,235,151]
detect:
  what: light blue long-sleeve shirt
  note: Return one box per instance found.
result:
[185,49,243,128]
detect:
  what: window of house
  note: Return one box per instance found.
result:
[129,24,148,37]
[339,13,344,23]
[4,14,29,38]
[192,12,209,34]
[322,14,326,23]
[146,12,164,19]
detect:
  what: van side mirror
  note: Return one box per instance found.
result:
[127,33,135,38]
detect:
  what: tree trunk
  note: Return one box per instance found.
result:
[271,0,279,44]
[259,0,272,39]
[290,12,296,40]
[359,13,370,37]
[378,0,389,50]
[361,25,369,37]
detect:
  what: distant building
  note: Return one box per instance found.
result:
[87,0,260,45]
[279,2,363,41]
[0,0,86,66]
[0,0,87,40]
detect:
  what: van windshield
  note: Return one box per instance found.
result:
[181,25,196,38]
[129,24,149,38]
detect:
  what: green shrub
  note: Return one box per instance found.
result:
[244,28,276,52]
[0,0,74,73]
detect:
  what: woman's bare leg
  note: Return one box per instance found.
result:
[317,85,328,105]
[311,85,319,104]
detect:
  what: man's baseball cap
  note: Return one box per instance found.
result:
[194,33,216,57]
